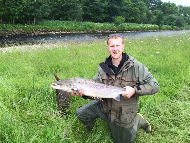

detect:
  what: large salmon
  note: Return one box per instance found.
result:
[51,77,125,101]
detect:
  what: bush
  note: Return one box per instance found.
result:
[113,16,125,26]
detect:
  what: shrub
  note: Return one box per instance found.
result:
[113,16,125,26]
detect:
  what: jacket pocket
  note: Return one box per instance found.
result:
[121,105,137,122]
[121,76,139,87]
[101,74,114,85]
[115,104,137,127]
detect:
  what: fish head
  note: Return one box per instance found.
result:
[51,78,73,92]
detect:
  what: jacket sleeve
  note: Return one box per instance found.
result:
[93,66,103,82]
[133,61,159,96]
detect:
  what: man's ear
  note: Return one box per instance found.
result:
[107,45,109,50]
[122,44,125,49]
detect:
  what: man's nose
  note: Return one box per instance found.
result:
[113,46,117,50]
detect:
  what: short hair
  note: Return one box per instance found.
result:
[107,33,124,45]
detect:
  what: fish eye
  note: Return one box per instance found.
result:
[52,83,56,86]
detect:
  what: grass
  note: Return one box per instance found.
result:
[0,20,183,34]
[133,85,190,143]
[0,32,190,142]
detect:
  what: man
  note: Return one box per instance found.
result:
[72,33,159,143]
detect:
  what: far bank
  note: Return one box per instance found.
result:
[0,20,185,37]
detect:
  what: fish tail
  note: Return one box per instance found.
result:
[113,95,120,101]
[54,73,60,81]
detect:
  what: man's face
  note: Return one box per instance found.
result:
[107,37,125,60]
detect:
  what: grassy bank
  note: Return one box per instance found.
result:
[133,85,190,143]
[0,20,184,36]
[0,32,190,142]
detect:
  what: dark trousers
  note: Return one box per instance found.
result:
[76,100,137,143]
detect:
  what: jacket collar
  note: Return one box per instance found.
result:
[99,53,130,75]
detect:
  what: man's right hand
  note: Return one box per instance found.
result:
[71,89,84,96]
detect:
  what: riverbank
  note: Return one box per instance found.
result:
[0,29,160,37]
[1,30,189,48]
[0,20,183,37]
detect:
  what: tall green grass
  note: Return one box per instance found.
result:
[133,85,190,143]
[0,32,190,142]
[0,20,182,34]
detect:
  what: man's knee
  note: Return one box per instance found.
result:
[76,100,99,117]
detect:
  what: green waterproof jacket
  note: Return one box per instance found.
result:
[93,53,159,128]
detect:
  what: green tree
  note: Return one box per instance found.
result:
[107,0,123,21]
[161,2,178,26]
[152,10,164,27]
[165,14,176,28]
[175,16,185,27]
[0,0,189,28]
[178,5,190,25]
[61,0,83,21]
[49,0,82,21]
[4,0,24,24]
[113,16,125,25]
[124,0,147,23]
[22,0,36,24]
[145,10,154,24]
[142,0,163,24]
[29,0,51,24]
[0,0,6,23]
[161,2,178,15]
[49,1,63,20]
[142,0,162,11]
[2,0,51,24]
[82,0,109,22]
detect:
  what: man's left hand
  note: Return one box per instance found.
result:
[122,86,135,98]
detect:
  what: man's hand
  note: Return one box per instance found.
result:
[122,86,135,98]
[71,89,84,96]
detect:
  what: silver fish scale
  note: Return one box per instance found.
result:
[74,77,118,91]
[72,77,125,98]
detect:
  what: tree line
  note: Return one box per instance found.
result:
[1,0,190,28]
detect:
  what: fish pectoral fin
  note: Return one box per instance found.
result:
[113,95,120,101]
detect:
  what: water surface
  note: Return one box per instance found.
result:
[0,30,189,47]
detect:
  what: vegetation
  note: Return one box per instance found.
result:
[0,20,182,35]
[134,85,190,142]
[1,0,190,29]
[0,32,190,142]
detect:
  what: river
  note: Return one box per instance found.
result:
[0,30,190,47]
